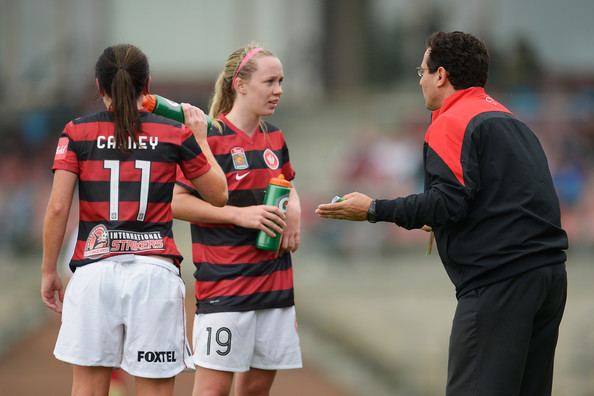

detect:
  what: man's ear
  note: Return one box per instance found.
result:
[95,78,105,96]
[436,66,449,88]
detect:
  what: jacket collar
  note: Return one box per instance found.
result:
[431,87,486,121]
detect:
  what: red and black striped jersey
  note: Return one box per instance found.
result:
[177,114,295,314]
[52,111,211,271]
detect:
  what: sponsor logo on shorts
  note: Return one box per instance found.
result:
[84,226,165,258]
[137,350,177,363]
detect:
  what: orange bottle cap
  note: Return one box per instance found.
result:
[142,95,156,112]
[269,174,291,187]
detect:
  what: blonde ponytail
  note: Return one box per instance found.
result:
[208,43,273,120]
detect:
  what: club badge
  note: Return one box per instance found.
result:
[263,148,279,170]
[84,224,110,258]
[231,147,249,170]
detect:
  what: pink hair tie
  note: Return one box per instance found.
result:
[232,47,264,89]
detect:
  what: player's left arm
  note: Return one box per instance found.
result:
[41,169,77,313]
[280,186,301,254]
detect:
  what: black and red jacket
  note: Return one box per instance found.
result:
[375,87,568,296]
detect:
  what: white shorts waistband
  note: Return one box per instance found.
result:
[104,254,178,274]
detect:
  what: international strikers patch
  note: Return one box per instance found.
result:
[231,147,249,170]
[84,225,165,258]
[263,148,279,170]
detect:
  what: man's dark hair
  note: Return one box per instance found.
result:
[426,31,489,89]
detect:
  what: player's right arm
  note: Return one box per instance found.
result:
[182,103,228,207]
[41,169,77,313]
[172,184,285,237]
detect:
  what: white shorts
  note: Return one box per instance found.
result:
[54,255,194,378]
[192,307,302,372]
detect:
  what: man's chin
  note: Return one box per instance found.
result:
[425,102,439,111]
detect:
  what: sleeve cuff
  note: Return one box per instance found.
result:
[374,198,400,223]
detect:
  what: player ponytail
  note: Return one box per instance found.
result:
[95,44,149,151]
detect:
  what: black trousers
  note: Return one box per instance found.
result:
[447,264,567,396]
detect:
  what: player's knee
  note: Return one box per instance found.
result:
[236,376,274,396]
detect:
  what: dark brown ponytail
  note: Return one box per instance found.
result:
[95,44,149,151]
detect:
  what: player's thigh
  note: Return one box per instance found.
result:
[251,307,302,370]
[192,311,256,373]
[55,262,123,367]
[121,257,192,378]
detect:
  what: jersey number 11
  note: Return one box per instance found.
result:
[104,160,151,222]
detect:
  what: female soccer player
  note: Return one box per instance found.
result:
[172,44,302,396]
[41,44,227,396]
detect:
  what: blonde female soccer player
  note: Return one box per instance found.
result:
[173,44,302,396]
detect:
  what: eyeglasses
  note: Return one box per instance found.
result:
[416,66,428,77]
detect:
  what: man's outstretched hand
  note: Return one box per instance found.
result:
[315,192,373,221]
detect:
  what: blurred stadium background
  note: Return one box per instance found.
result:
[1,0,594,395]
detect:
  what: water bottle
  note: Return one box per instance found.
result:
[256,174,292,251]
[143,94,212,129]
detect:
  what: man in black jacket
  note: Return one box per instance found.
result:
[316,31,568,396]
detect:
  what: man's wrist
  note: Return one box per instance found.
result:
[367,199,378,223]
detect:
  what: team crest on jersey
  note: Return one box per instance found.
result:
[263,149,279,170]
[231,147,249,170]
[84,224,110,258]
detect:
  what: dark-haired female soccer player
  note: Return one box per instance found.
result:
[41,44,227,396]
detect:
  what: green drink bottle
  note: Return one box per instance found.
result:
[256,174,292,251]
[142,94,212,129]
